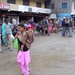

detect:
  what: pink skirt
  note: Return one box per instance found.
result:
[48,26,53,32]
[17,50,31,65]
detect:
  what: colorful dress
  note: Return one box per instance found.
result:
[2,23,8,45]
[17,30,34,75]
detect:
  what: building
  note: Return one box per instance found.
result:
[50,0,75,24]
[0,0,51,23]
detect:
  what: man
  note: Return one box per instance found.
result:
[43,16,49,27]
[5,20,13,51]
[69,18,73,37]
[12,17,17,27]
[62,17,66,36]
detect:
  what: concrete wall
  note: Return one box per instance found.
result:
[51,0,72,14]
[71,0,75,14]
[30,0,45,8]
[0,0,45,8]
[0,0,7,3]
[16,0,23,5]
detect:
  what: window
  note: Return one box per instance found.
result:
[36,2,41,8]
[23,0,29,6]
[51,4,54,9]
[7,0,15,4]
[45,1,49,8]
[62,3,67,9]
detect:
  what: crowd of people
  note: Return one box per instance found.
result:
[0,17,74,53]
[36,17,60,36]
[62,17,74,37]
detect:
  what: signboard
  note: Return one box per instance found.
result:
[4,3,10,9]
[0,2,10,9]
[18,5,51,14]
[28,7,32,12]
[0,2,4,9]
[18,5,28,12]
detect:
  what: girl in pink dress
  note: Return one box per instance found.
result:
[16,24,34,75]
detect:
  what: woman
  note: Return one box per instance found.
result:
[16,24,34,75]
[48,20,53,33]
[2,20,8,46]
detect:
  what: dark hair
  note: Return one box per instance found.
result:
[18,24,25,28]
[4,19,8,22]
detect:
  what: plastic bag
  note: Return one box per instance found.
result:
[11,34,15,41]
[13,39,19,51]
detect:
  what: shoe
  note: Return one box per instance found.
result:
[0,51,3,53]
[10,49,13,51]
[69,36,72,37]
[28,69,30,72]
[8,47,10,49]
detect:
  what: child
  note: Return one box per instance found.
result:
[12,25,18,36]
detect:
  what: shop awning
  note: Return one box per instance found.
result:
[71,12,75,15]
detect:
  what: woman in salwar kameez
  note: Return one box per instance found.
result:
[2,20,8,46]
[16,24,34,75]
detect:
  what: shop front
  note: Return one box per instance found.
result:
[57,13,71,25]
[18,5,51,23]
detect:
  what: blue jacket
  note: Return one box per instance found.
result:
[62,20,66,27]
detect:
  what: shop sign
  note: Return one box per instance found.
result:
[18,5,51,14]
[4,3,10,9]
[0,2,4,9]
[28,7,32,12]
[37,8,51,14]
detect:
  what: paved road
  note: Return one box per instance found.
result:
[0,31,75,75]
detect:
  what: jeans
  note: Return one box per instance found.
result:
[65,27,69,36]
[62,27,66,36]
[69,27,72,37]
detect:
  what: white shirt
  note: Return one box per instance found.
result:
[12,18,16,25]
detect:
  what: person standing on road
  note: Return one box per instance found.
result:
[16,24,34,75]
[65,18,69,36]
[72,19,74,32]
[62,17,66,36]
[2,20,8,46]
[48,20,53,33]
[54,19,59,33]
[43,16,49,27]
[5,20,14,51]
[68,18,73,37]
